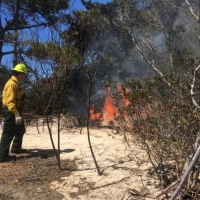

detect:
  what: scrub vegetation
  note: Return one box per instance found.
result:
[0,0,200,199]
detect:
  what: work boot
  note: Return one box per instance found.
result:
[0,155,16,163]
[11,149,28,154]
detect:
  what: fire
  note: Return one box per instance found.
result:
[90,105,104,121]
[102,88,115,123]
[89,84,156,134]
[89,85,130,125]
[117,84,130,107]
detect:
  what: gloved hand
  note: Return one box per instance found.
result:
[15,115,22,125]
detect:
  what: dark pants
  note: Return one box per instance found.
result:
[0,108,25,161]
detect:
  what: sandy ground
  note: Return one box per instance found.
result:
[0,120,162,200]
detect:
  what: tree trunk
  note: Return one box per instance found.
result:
[0,0,5,63]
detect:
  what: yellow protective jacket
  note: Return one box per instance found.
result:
[2,76,24,115]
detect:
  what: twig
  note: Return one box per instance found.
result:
[127,188,157,199]
[156,180,179,198]
[123,180,180,200]
[185,0,199,20]
[88,175,132,191]
[191,65,200,109]
[170,145,200,200]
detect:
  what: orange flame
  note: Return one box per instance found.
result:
[103,89,115,123]
[90,105,104,121]
[89,85,130,125]
[117,84,130,107]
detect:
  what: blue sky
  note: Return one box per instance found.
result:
[70,0,112,10]
[1,0,112,67]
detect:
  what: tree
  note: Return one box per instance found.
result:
[0,65,10,113]
[0,0,70,65]
[82,0,200,194]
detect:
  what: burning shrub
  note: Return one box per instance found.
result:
[112,78,200,189]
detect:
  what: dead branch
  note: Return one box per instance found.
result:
[185,0,199,20]
[156,180,179,198]
[170,145,200,200]
[59,113,78,130]
[191,65,200,109]
[88,175,133,191]
[122,180,179,200]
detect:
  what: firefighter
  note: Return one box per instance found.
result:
[0,63,27,162]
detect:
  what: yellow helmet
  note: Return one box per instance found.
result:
[12,63,27,74]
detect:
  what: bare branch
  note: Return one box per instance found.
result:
[170,145,200,200]
[5,23,49,31]
[185,0,199,20]
[190,65,200,109]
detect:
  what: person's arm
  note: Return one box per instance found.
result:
[6,84,19,115]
